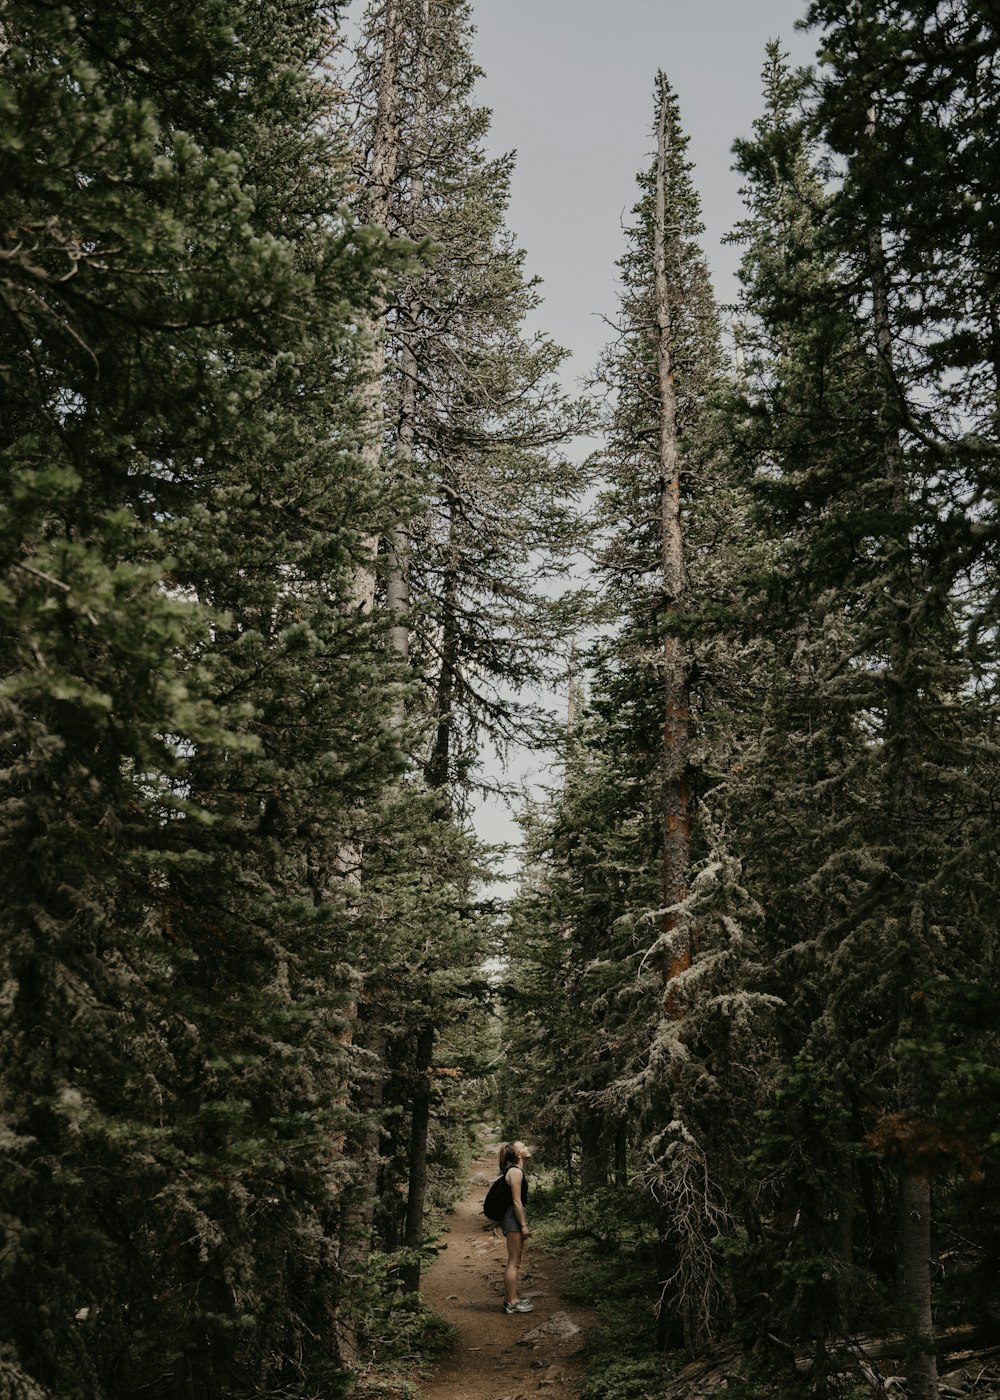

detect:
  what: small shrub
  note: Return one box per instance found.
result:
[353,1253,458,1366]
[580,1355,674,1400]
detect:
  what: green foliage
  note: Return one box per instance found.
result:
[351,1252,458,1367]
[720,16,1000,1362]
[499,14,1000,1388]
[522,1170,671,1395]
[579,1356,676,1400]
[340,0,583,1318]
[717,1360,871,1400]
[0,0,401,1395]
[893,982,1000,1322]
[6,2,1000,1396]
[502,69,772,1361]
[351,0,587,788]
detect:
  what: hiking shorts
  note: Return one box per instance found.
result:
[501,1206,524,1235]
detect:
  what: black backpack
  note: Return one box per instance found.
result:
[483,1173,512,1222]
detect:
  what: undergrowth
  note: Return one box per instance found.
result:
[714,1361,872,1400]
[346,1251,457,1400]
[527,1170,677,1399]
[527,1170,874,1400]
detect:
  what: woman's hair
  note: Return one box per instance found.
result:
[499,1142,520,1170]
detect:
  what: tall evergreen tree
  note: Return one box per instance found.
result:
[800,11,999,1393]
[722,25,1000,1390]
[505,74,770,1354]
[342,0,583,1297]
[0,2,401,1394]
[592,68,719,988]
[351,0,583,790]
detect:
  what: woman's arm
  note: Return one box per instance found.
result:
[508,1167,530,1234]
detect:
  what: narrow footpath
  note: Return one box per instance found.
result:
[419,1151,594,1400]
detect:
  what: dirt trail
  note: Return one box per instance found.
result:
[419,1152,593,1400]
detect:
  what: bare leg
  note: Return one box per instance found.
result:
[504,1230,523,1305]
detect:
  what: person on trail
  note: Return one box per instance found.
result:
[499,1140,533,1314]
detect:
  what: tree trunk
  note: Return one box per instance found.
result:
[867,154,937,1400]
[579,1109,608,1196]
[401,1022,435,1292]
[336,1,405,1361]
[351,0,405,614]
[385,0,428,720]
[385,314,413,730]
[836,1186,854,1269]
[836,1137,854,1269]
[336,1016,388,1366]
[387,305,417,623]
[898,1171,939,1400]
[652,73,690,1008]
[426,513,458,793]
[614,1122,628,1189]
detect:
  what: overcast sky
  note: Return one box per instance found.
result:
[470,0,818,388]
[462,1,819,870]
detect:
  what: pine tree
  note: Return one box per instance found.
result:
[0,2,400,1394]
[719,47,888,1349]
[504,73,769,1354]
[503,17,1000,1385]
[342,0,583,1298]
[351,0,583,788]
[503,707,661,1200]
[723,23,1000,1387]
[799,10,1000,1391]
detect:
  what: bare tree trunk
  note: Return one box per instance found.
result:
[385,0,429,723]
[566,637,580,733]
[835,1117,855,1271]
[898,1172,939,1400]
[351,0,405,614]
[385,318,414,700]
[336,1,406,1364]
[614,1122,628,1189]
[867,138,938,1400]
[652,73,690,1009]
[986,295,1000,425]
[836,1172,854,1268]
[400,1022,435,1292]
[426,509,458,794]
[579,1109,608,1196]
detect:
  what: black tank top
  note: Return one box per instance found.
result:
[505,1168,529,1208]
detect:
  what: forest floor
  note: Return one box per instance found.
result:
[417,1146,595,1400]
